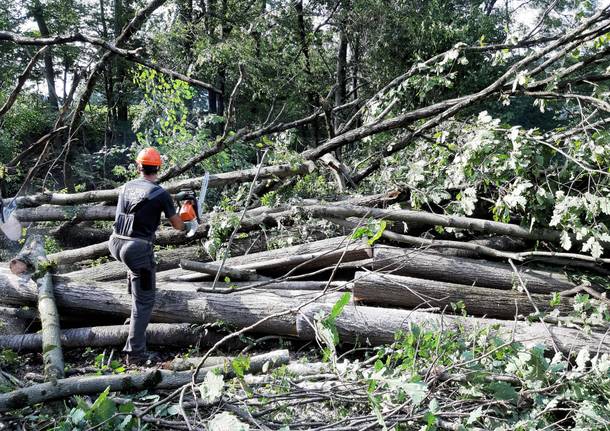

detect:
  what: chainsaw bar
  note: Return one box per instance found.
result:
[198,172,210,218]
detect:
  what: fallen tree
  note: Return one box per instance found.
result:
[296,304,610,354]
[304,204,574,245]
[63,245,202,281]
[0,306,37,335]
[45,207,293,265]
[0,349,289,412]
[0,268,341,336]
[352,271,574,319]
[180,259,262,281]
[5,162,315,208]
[10,236,64,380]
[0,323,226,351]
[63,235,370,281]
[372,246,574,293]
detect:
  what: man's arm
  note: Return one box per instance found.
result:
[168,214,185,231]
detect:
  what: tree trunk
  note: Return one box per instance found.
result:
[304,204,567,244]
[7,162,314,208]
[64,246,201,281]
[10,236,64,380]
[210,235,371,274]
[48,241,111,266]
[65,235,369,281]
[352,271,573,319]
[0,306,37,335]
[113,0,131,123]
[334,30,348,135]
[15,205,116,222]
[0,350,288,412]
[372,246,574,294]
[0,323,225,351]
[30,0,59,109]
[296,304,610,354]
[0,268,341,336]
[295,0,320,146]
[180,259,261,281]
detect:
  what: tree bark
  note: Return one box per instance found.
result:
[296,304,610,354]
[48,241,111,266]
[65,235,369,281]
[0,306,37,336]
[0,47,48,118]
[43,208,291,265]
[29,0,59,109]
[209,235,371,274]
[304,204,567,244]
[7,162,314,208]
[63,246,201,281]
[0,323,225,351]
[15,205,116,222]
[0,350,288,412]
[10,236,64,380]
[0,267,341,336]
[373,246,574,294]
[352,271,573,319]
[180,259,261,281]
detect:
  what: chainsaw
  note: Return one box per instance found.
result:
[176,172,209,237]
[0,197,22,241]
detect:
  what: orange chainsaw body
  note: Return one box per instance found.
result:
[179,200,197,221]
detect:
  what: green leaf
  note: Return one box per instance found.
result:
[208,412,250,431]
[327,292,351,322]
[403,382,428,405]
[231,356,251,379]
[487,381,518,401]
[368,220,387,245]
[68,408,86,424]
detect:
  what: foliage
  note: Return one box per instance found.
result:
[56,387,136,431]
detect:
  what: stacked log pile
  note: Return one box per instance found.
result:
[2,186,609,354]
[1,182,609,416]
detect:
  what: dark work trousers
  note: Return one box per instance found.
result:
[109,235,156,354]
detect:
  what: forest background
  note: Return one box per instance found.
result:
[2,1,610,430]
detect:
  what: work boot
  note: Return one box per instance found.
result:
[125,351,162,366]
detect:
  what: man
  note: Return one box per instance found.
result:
[109,147,193,365]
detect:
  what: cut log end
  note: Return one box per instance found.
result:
[9,259,28,276]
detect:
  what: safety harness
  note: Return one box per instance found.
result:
[113,182,165,242]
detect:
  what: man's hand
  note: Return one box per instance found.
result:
[169,214,185,231]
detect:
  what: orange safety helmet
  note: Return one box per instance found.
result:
[136,147,162,167]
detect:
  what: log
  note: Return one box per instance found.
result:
[304,204,571,245]
[51,224,111,248]
[63,235,368,281]
[10,236,64,380]
[0,306,37,335]
[64,246,202,281]
[326,216,531,261]
[0,268,340,336]
[0,349,289,412]
[180,259,261,281]
[352,271,574,319]
[373,246,574,293]
[6,162,315,208]
[170,355,236,371]
[0,323,226,351]
[43,207,294,265]
[218,236,372,274]
[153,269,347,290]
[296,304,610,354]
[14,205,116,222]
[164,236,370,280]
[48,241,110,266]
